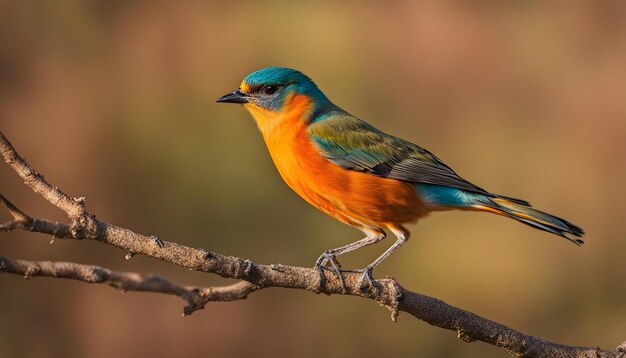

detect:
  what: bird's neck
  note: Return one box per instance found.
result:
[309,99,344,124]
[245,93,339,138]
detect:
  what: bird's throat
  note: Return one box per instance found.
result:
[245,94,314,138]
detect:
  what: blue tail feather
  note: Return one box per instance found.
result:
[416,183,486,207]
[415,183,584,245]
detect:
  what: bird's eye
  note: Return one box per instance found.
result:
[263,85,278,95]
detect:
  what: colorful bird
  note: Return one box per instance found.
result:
[217,67,584,290]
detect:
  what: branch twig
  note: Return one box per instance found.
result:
[0,256,259,315]
[0,193,72,237]
[1,130,624,357]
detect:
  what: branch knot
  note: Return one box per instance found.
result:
[70,213,98,239]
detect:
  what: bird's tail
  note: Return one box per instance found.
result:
[472,196,585,246]
[416,184,585,245]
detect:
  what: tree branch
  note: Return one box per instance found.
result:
[1,130,624,357]
[0,256,259,316]
[0,193,73,238]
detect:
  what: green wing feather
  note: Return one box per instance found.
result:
[307,113,499,198]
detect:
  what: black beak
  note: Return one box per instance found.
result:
[216,90,248,104]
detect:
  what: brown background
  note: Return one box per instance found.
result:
[1,1,625,357]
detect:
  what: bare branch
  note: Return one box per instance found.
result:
[0,132,85,218]
[0,131,95,238]
[0,193,73,237]
[0,192,29,221]
[1,129,624,357]
[0,256,259,316]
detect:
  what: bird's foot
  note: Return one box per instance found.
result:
[151,235,164,248]
[314,251,347,293]
[346,265,378,292]
[315,250,342,269]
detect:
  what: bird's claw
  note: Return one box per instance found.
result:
[353,266,377,291]
[314,251,347,293]
[151,235,164,248]
[315,251,342,269]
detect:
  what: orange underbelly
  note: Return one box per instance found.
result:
[265,120,428,229]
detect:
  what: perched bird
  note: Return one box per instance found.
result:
[217,67,584,290]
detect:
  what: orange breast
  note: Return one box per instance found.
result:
[250,95,429,229]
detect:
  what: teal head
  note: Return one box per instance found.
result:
[217,67,338,124]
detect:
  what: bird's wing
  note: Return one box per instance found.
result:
[307,113,490,195]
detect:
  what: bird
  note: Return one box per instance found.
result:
[217,67,584,290]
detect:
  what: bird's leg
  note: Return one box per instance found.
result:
[353,225,410,291]
[315,228,386,293]
[315,252,345,292]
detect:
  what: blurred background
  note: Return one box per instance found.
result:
[1,1,625,357]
